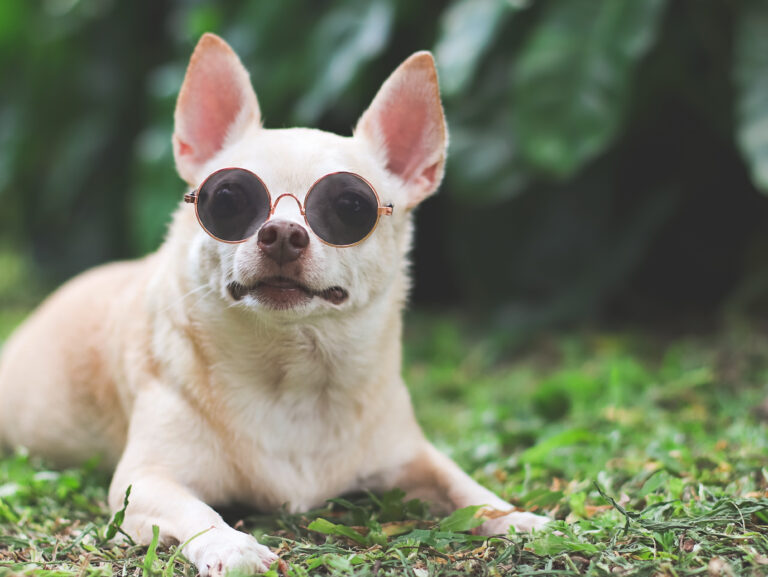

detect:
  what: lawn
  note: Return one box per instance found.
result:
[1,313,767,576]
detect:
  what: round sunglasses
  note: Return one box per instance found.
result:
[184,168,393,247]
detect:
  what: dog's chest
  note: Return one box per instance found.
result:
[213,350,382,511]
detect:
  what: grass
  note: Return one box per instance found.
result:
[2,311,768,576]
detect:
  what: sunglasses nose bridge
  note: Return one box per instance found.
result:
[270,193,305,217]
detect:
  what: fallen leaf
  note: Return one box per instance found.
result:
[477,507,514,520]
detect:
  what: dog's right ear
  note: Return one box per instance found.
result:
[173,33,260,185]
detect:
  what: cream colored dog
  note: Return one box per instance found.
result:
[0,34,547,575]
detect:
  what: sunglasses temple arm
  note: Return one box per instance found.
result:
[378,204,393,216]
[184,192,198,204]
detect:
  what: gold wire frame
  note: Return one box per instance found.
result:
[184,168,393,247]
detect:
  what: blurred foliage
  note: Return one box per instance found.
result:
[1,0,768,332]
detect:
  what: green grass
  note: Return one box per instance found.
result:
[2,314,768,576]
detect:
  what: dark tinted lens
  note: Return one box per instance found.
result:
[196,169,270,242]
[305,173,379,246]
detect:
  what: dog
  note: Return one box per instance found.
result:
[0,34,547,575]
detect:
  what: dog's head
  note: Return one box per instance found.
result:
[169,34,446,320]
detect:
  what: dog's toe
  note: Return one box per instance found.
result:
[185,526,277,576]
[476,511,549,536]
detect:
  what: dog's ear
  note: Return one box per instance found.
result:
[173,33,260,184]
[356,52,447,209]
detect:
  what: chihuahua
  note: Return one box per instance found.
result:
[0,34,547,575]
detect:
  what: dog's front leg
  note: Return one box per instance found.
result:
[109,388,278,576]
[109,473,277,576]
[389,442,549,535]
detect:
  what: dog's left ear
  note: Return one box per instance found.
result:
[356,52,447,209]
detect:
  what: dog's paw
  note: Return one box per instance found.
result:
[183,526,278,576]
[476,510,549,536]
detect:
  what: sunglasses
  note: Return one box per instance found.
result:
[184,168,393,247]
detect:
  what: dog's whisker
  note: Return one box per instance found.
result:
[159,283,216,315]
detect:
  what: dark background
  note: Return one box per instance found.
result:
[2,0,768,338]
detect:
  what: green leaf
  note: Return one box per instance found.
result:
[327,496,371,527]
[182,4,222,40]
[522,488,564,509]
[638,471,668,497]
[142,525,161,577]
[163,526,213,577]
[105,484,132,542]
[307,517,369,546]
[513,0,666,177]
[434,0,519,97]
[519,428,597,465]
[734,0,768,193]
[0,535,29,547]
[390,528,487,548]
[531,532,601,556]
[294,0,393,123]
[0,0,27,48]
[447,121,532,204]
[438,505,483,532]
[0,498,19,523]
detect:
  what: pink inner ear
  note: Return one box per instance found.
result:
[421,161,440,185]
[379,91,432,183]
[176,139,193,157]
[178,53,247,164]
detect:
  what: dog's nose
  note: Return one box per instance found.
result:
[257,220,309,264]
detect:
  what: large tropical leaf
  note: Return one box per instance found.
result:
[434,0,520,98]
[294,0,393,124]
[512,0,666,178]
[734,0,768,194]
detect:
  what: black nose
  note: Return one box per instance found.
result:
[257,220,309,264]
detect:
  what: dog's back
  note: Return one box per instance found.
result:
[0,258,152,467]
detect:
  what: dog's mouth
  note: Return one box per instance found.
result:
[227,277,349,309]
